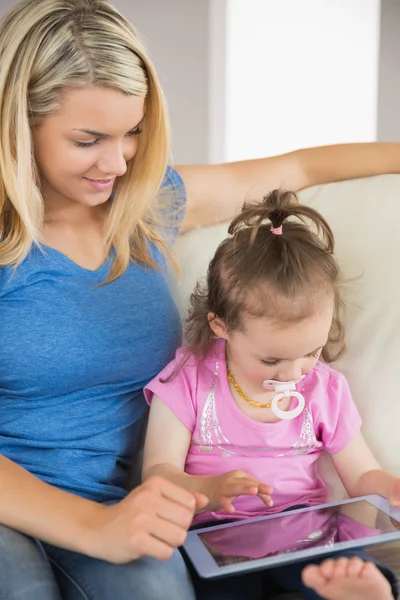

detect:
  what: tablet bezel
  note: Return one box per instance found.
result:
[183,494,400,579]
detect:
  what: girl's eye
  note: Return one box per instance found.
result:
[261,349,321,366]
[261,359,281,366]
[307,349,321,359]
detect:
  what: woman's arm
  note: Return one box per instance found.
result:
[178,142,400,230]
[0,452,203,563]
[331,432,400,505]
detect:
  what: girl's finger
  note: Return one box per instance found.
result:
[231,475,261,487]
[258,484,273,495]
[220,496,235,513]
[225,483,258,497]
[258,493,273,507]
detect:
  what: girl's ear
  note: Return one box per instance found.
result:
[208,313,229,340]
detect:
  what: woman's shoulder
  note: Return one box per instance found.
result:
[160,166,186,210]
[162,166,185,190]
[0,265,10,297]
[0,244,71,300]
[154,166,187,247]
[0,255,32,298]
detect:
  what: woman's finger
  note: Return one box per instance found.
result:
[193,492,209,510]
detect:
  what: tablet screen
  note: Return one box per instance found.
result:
[197,501,399,568]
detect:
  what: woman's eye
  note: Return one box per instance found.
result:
[75,140,98,148]
[75,126,142,148]
[126,126,143,137]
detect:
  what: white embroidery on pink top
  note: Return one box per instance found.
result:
[291,408,318,453]
[191,360,320,457]
[195,362,235,456]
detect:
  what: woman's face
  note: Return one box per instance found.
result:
[33,86,145,210]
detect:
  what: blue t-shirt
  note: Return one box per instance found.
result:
[0,167,185,502]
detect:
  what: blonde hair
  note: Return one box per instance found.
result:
[0,0,172,279]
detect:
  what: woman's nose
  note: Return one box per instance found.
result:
[98,147,127,177]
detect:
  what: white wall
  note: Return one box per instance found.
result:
[378,0,400,141]
[112,0,212,164]
[224,0,381,161]
[0,0,15,13]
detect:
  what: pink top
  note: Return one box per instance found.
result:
[144,339,361,526]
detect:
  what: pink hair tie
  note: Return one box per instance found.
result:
[270,224,283,235]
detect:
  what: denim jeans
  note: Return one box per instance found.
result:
[0,524,196,600]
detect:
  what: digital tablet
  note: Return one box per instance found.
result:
[183,494,400,579]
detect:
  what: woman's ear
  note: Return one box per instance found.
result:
[208,313,229,340]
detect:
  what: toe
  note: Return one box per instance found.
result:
[360,561,380,580]
[302,564,328,589]
[319,558,336,579]
[331,556,349,578]
[346,557,365,577]
[361,562,394,599]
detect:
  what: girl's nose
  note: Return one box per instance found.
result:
[277,363,302,382]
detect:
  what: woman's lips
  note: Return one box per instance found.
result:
[84,177,115,191]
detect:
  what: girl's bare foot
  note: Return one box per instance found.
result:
[301,556,393,600]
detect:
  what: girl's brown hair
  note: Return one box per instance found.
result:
[186,189,345,363]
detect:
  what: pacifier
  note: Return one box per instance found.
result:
[263,376,305,420]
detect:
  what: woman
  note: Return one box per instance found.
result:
[0,1,399,599]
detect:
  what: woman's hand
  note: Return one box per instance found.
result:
[90,476,207,564]
[202,470,273,514]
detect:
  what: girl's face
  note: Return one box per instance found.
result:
[33,86,145,211]
[210,295,334,391]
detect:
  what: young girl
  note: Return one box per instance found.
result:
[143,190,400,600]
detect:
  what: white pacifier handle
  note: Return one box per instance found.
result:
[263,376,305,420]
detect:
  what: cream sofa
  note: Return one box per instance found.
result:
[173,174,400,597]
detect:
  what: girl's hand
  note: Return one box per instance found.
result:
[89,476,208,564]
[203,470,273,514]
[387,479,400,507]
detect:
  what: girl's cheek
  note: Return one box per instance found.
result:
[255,366,276,382]
[304,358,320,374]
